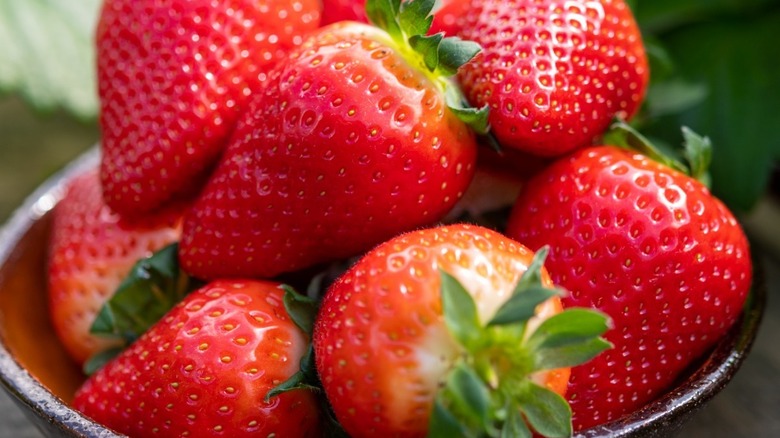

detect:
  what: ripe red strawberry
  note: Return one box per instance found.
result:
[97,0,321,215]
[72,280,321,437]
[47,167,183,365]
[179,0,486,279]
[314,224,611,437]
[506,139,752,429]
[454,0,649,157]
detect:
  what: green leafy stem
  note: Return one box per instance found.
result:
[431,247,612,438]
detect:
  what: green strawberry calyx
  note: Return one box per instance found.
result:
[365,0,489,134]
[605,119,714,187]
[431,247,612,438]
[84,243,202,375]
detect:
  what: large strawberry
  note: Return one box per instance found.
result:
[73,280,321,437]
[179,0,486,279]
[97,0,321,215]
[506,126,752,429]
[453,0,649,157]
[314,224,611,437]
[47,167,183,365]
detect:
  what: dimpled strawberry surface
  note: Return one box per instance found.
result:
[51,0,756,436]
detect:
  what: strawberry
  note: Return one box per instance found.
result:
[72,280,321,437]
[314,224,611,437]
[454,0,649,157]
[444,147,550,226]
[47,167,183,365]
[179,0,486,279]
[506,126,752,429]
[321,0,368,25]
[97,0,321,215]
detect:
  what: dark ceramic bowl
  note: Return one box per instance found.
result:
[0,150,766,437]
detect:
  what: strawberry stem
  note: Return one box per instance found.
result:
[604,119,714,187]
[364,0,489,134]
[605,119,688,174]
[681,126,713,187]
[434,249,612,437]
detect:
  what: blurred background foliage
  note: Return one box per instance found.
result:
[0,0,778,219]
[629,0,780,213]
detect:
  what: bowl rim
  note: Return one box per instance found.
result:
[0,148,121,437]
[0,148,767,438]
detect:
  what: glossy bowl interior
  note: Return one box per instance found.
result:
[0,150,766,437]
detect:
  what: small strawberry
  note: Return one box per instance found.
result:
[314,224,611,437]
[506,124,752,429]
[179,0,487,279]
[72,280,321,437]
[47,167,183,365]
[97,0,321,215]
[454,0,649,157]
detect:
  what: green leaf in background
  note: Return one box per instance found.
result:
[641,7,780,212]
[0,0,100,119]
[634,0,778,33]
[644,80,707,118]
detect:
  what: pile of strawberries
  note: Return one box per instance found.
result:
[45,0,753,436]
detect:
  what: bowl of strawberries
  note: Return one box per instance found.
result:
[0,0,767,437]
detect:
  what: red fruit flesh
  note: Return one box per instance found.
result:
[506,146,752,429]
[179,23,477,280]
[314,224,565,437]
[72,280,320,437]
[47,168,183,365]
[456,0,649,157]
[97,0,320,215]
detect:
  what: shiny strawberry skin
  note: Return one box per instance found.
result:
[320,0,368,25]
[456,0,648,157]
[321,0,460,29]
[72,280,320,437]
[97,0,320,215]
[506,146,752,429]
[429,0,469,36]
[314,224,565,437]
[179,22,477,280]
[47,167,183,365]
